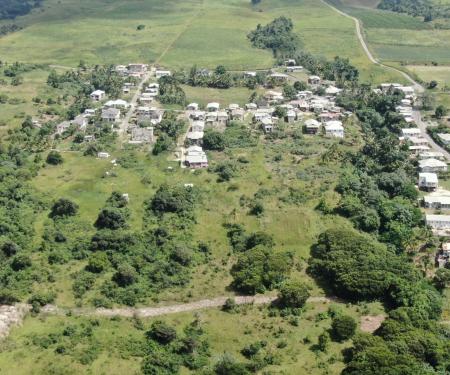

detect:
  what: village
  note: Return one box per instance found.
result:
[41,59,450,270]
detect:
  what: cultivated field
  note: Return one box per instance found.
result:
[0,0,403,83]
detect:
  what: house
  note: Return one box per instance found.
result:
[418,172,438,191]
[297,91,313,100]
[325,86,342,96]
[144,87,158,96]
[286,66,303,73]
[438,133,450,145]
[401,128,421,139]
[155,70,171,79]
[137,107,163,125]
[56,121,72,135]
[285,110,296,123]
[419,151,445,160]
[244,71,257,78]
[115,65,128,75]
[123,86,130,94]
[408,136,428,147]
[285,59,296,66]
[101,108,121,122]
[84,109,96,117]
[187,121,205,141]
[206,112,218,126]
[442,243,450,257]
[305,119,321,134]
[191,121,205,132]
[206,102,220,112]
[139,93,154,104]
[190,111,206,121]
[131,127,154,143]
[318,112,341,123]
[217,111,229,126]
[105,99,129,109]
[426,214,450,230]
[98,152,110,158]
[261,117,274,133]
[72,115,88,130]
[90,90,105,101]
[185,146,208,168]
[419,158,448,173]
[254,109,273,122]
[409,145,430,155]
[128,64,148,76]
[424,195,450,210]
[187,103,199,111]
[245,103,258,111]
[147,83,159,90]
[380,83,402,93]
[228,103,240,111]
[231,108,245,121]
[308,75,321,85]
[324,121,344,138]
[269,72,288,83]
[265,90,284,103]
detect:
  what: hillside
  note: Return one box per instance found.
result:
[0,1,449,374]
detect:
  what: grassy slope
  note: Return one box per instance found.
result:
[0,300,385,375]
[0,0,402,83]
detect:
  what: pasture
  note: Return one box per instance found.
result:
[406,65,450,87]
[0,0,404,83]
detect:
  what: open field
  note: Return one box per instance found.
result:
[0,0,404,83]
[0,299,385,374]
[406,65,450,87]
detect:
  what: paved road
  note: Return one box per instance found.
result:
[413,110,450,160]
[119,70,153,139]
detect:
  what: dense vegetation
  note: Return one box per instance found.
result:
[378,0,450,21]
[0,0,42,20]
[248,16,299,56]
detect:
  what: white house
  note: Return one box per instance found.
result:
[401,128,422,139]
[245,103,258,111]
[285,110,296,123]
[98,152,110,158]
[325,86,342,96]
[90,90,105,101]
[261,117,274,133]
[419,151,445,160]
[324,120,344,138]
[185,146,208,169]
[308,76,321,85]
[426,215,450,230]
[438,133,450,145]
[244,71,257,78]
[418,173,438,191]
[419,158,448,173]
[156,70,171,79]
[286,66,303,73]
[424,195,450,210]
[187,103,199,111]
[206,102,220,112]
[105,99,129,109]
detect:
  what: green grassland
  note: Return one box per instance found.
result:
[406,65,450,87]
[0,0,404,83]
[0,299,385,375]
[30,119,360,308]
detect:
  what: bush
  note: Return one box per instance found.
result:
[277,280,310,309]
[94,207,128,230]
[86,252,109,273]
[331,314,357,341]
[50,198,79,218]
[46,151,63,165]
[146,321,177,345]
[11,254,32,271]
[113,263,138,287]
[203,130,225,151]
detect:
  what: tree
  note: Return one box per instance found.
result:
[11,254,32,271]
[214,354,250,375]
[203,129,225,151]
[86,252,109,273]
[435,105,447,119]
[94,207,128,230]
[293,80,307,91]
[46,150,63,165]
[113,263,138,286]
[146,321,177,345]
[277,280,310,309]
[152,133,173,155]
[50,198,79,218]
[282,84,297,100]
[317,331,330,352]
[433,268,450,290]
[331,314,357,341]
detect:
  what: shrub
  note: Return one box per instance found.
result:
[146,321,177,345]
[46,151,63,165]
[277,280,310,309]
[94,207,128,230]
[50,198,79,218]
[331,314,357,341]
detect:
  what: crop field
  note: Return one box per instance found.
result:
[0,0,404,83]
[406,65,450,87]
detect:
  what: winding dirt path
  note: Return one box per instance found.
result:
[321,0,424,93]
[40,295,335,318]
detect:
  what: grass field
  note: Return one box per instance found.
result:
[0,0,404,83]
[0,299,385,374]
[406,65,450,87]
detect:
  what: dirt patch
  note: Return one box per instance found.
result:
[360,314,385,333]
[0,304,30,340]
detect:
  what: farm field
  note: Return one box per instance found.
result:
[0,299,385,374]
[0,0,403,83]
[327,0,450,64]
[406,65,450,87]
